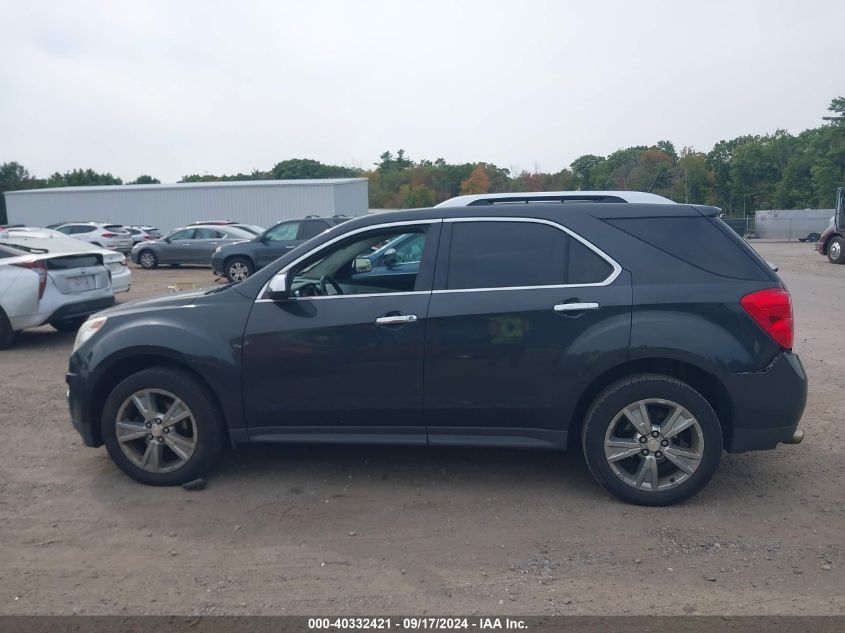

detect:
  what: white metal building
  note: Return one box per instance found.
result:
[4,178,369,231]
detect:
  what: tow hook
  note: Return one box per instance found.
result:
[783,428,805,444]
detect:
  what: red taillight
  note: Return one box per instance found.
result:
[740,288,794,349]
[101,232,118,238]
[143,235,153,240]
[13,260,48,299]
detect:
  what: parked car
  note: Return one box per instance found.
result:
[211,216,349,282]
[435,190,676,207]
[52,222,134,253]
[67,202,806,506]
[131,224,256,269]
[125,226,162,244]
[0,228,132,294]
[815,187,845,264]
[186,220,263,233]
[0,243,113,348]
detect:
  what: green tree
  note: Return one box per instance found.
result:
[130,175,160,184]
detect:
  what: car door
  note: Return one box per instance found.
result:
[257,220,302,267]
[241,219,442,443]
[191,228,225,263]
[423,217,632,447]
[162,228,196,263]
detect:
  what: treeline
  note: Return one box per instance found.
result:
[2,97,842,224]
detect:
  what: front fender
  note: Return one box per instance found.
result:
[73,298,252,443]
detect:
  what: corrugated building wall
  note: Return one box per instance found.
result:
[4,179,368,231]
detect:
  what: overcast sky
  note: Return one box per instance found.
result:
[1,0,843,182]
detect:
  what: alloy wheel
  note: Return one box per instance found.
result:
[229,262,250,281]
[139,252,156,268]
[603,398,704,491]
[115,389,197,473]
[831,241,841,261]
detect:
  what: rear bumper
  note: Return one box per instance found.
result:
[723,352,807,452]
[48,296,114,323]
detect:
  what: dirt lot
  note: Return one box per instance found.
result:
[0,242,843,616]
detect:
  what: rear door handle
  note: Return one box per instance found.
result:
[554,302,600,313]
[375,314,418,326]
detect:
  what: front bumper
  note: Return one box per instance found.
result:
[67,351,101,447]
[723,352,807,452]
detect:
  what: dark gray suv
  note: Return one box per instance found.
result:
[67,202,806,506]
[211,216,349,282]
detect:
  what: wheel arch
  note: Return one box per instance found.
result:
[567,357,734,450]
[88,353,233,448]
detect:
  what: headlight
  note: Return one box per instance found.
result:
[73,316,108,352]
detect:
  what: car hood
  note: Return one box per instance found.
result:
[96,285,232,318]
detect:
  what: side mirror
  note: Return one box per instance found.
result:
[266,274,289,300]
[164,236,171,243]
[382,248,397,268]
[353,257,373,273]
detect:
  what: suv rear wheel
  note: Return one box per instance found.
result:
[101,367,226,485]
[582,374,722,506]
[828,237,844,264]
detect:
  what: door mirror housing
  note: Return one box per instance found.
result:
[266,274,289,300]
[353,257,373,273]
[382,248,397,268]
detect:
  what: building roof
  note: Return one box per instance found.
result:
[4,178,368,196]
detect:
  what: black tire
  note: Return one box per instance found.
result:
[807,232,821,243]
[138,250,158,269]
[101,367,226,485]
[581,374,722,506]
[50,316,88,333]
[827,237,845,264]
[0,308,15,350]
[225,257,254,283]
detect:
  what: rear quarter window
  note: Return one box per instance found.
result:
[606,216,770,280]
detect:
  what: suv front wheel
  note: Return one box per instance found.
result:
[582,374,722,506]
[101,367,226,485]
[225,257,254,283]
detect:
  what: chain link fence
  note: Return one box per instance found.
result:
[721,210,833,242]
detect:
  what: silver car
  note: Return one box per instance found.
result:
[130,224,254,269]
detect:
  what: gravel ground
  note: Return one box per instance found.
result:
[0,243,842,616]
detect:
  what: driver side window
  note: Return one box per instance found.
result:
[289,226,429,297]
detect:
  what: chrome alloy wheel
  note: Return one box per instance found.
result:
[830,241,842,261]
[228,261,250,281]
[115,389,197,473]
[139,252,156,268]
[603,399,704,491]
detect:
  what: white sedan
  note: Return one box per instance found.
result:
[0,228,131,293]
[0,242,114,349]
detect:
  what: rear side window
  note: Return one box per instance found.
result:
[104,225,125,233]
[194,228,224,239]
[300,220,330,240]
[606,217,769,280]
[445,221,614,290]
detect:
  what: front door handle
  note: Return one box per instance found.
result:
[375,314,418,326]
[554,302,600,313]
